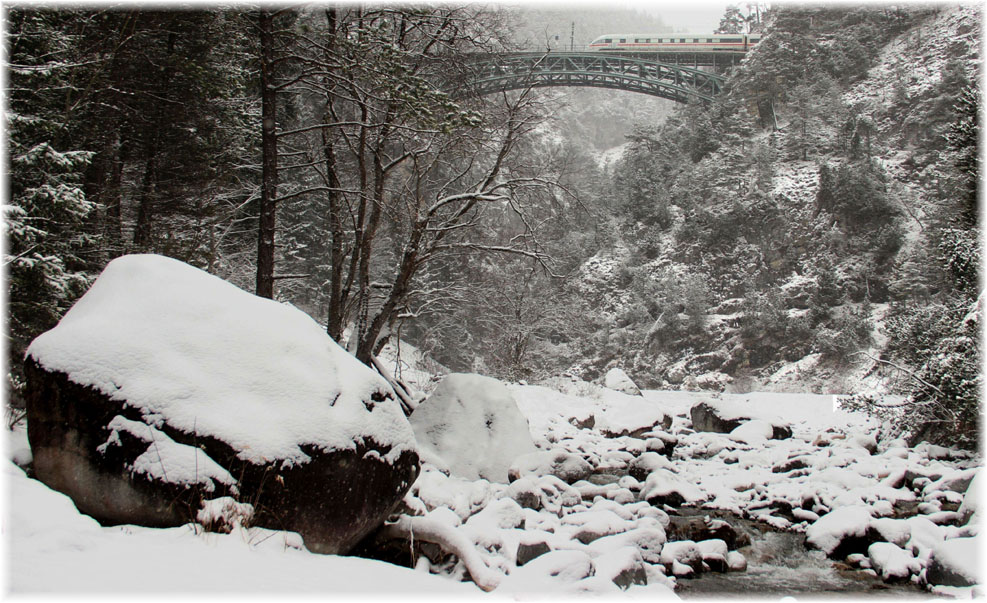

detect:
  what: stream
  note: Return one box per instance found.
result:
[674,515,939,599]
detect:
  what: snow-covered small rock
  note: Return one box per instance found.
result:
[592,547,648,589]
[805,505,874,557]
[729,419,774,445]
[588,526,667,564]
[660,540,703,573]
[509,449,593,484]
[197,497,254,533]
[697,538,729,572]
[726,550,748,572]
[869,517,911,548]
[641,469,706,508]
[867,542,920,581]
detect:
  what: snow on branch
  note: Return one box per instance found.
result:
[378,515,502,592]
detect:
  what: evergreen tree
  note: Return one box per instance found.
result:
[6,9,99,410]
[716,6,746,34]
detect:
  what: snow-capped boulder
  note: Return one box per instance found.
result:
[604,368,641,396]
[640,468,706,508]
[697,539,729,572]
[958,471,980,525]
[502,549,595,589]
[410,373,537,483]
[867,542,920,581]
[588,526,668,564]
[926,537,980,587]
[690,401,792,440]
[728,419,774,445]
[628,452,673,481]
[509,449,593,485]
[660,540,703,574]
[592,547,648,589]
[805,505,877,558]
[668,516,750,550]
[869,517,911,548]
[726,551,748,572]
[24,254,419,555]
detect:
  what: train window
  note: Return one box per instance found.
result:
[692,38,699,42]
[644,38,651,43]
[604,38,612,43]
[619,38,626,43]
[722,37,742,43]
[706,38,713,42]
[679,38,685,42]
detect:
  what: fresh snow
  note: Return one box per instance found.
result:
[10,331,982,596]
[99,415,237,493]
[26,254,417,467]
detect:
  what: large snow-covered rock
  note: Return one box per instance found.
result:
[926,537,980,587]
[409,373,537,483]
[604,368,641,396]
[690,400,792,440]
[24,254,419,554]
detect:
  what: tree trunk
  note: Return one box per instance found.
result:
[132,30,176,251]
[324,8,346,341]
[104,136,126,257]
[256,10,278,299]
[132,153,156,249]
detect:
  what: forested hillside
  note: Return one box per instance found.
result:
[555,5,982,448]
[5,4,981,449]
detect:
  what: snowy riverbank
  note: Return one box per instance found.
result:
[7,377,981,597]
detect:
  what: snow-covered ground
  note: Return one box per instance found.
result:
[7,373,981,597]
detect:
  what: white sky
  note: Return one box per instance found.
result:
[626,1,733,32]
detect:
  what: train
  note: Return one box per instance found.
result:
[588,33,762,52]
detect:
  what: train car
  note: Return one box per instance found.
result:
[588,33,761,52]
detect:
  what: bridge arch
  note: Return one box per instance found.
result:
[459,52,726,104]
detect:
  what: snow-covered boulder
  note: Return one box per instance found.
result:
[697,538,729,572]
[509,449,594,485]
[958,471,980,525]
[24,254,419,555]
[640,468,706,508]
[628,452,673,481]
[660,540,704,575]
[410,373,537,483]
[668,516,750,550]
[867,542,920,581]
[690,401,792,440]
[592,547,648,589]
[604,368,641,396]
[805,505,877,558]
[926,537,980,587]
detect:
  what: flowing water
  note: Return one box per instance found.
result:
[675,516,938,599]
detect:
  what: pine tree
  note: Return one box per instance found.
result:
[6,9,99,410]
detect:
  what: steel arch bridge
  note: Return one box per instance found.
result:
[459,52,727,104]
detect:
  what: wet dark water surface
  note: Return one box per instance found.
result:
[675,516,939,599]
